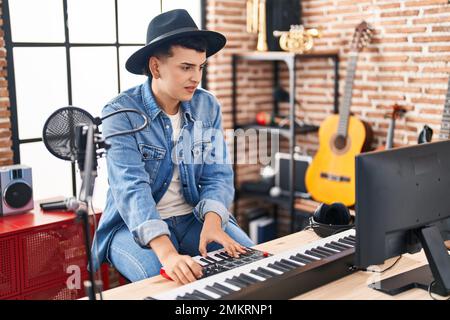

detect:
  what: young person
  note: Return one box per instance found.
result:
[92,9,254,284]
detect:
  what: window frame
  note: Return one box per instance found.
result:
[4,0,207,196]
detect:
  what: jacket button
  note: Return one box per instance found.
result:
[143,153,148,158]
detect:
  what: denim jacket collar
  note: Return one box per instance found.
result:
[141,78,196,124]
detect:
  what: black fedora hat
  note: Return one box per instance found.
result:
[126,9,226,75]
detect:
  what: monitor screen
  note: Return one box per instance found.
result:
[355,140,450,269]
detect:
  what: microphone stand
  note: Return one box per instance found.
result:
[76,123,102,300]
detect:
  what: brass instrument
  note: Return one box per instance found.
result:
[246,0,268,52]
[273,25,322,54]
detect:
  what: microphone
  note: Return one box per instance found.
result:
[40,197,81,211]
[42,106,149,163]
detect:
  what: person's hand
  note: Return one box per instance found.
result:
[199,212,247,258]
[160,252,203,285]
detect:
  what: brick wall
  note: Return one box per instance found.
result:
[206,0,450,235]
[0,0,13,166]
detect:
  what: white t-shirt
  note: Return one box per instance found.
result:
[156,109,194,219]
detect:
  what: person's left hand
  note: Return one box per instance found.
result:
[199,212,247,258]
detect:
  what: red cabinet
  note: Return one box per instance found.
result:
[0,200,109,300]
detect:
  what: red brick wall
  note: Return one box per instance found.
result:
[206,0,450,235]
[0,0,14,166]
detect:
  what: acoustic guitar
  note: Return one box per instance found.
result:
[305,21,374,206]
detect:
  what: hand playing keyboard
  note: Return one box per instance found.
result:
[160,247,270,281]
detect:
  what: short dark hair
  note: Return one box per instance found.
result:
[146,35,208,76]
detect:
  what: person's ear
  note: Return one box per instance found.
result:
[148,56,160,79]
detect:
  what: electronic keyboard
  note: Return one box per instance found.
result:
[146,229,357,300]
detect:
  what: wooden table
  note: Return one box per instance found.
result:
[96,229,443,300]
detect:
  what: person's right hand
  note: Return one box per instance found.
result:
[160,253,203,285]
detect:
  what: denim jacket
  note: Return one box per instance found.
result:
[91,79,234,271]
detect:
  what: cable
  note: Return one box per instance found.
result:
[101,108,149,140]
[428,281,450,300]
[362,255,403,273]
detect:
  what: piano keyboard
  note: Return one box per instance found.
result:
[147,229,357,300]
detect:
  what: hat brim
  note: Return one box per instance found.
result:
[125,30,226,75]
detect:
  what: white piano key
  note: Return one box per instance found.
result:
[244,273,266,282]
[300,252,321,260]
[217,280,241,292]
[284,258,304,266]
[263,266,284,275]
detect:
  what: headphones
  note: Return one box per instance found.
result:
[309,202,355,238]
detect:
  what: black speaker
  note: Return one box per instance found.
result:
[0,165,33,216]
[266,0,302,51]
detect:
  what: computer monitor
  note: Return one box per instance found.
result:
[354,140,450,297]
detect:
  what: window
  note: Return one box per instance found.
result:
[5,0,203,208]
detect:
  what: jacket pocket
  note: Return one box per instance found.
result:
[138,144,166,184]
[192,140,213,162]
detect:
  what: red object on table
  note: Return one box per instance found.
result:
[0,198,111,300]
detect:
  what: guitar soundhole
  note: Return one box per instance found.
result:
[334,135,347,150]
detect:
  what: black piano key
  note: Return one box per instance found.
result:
[222,252,233,259]
[280,258,302,268]
[257,267,278,277]
[267,262,289,272]
[277,260,297,270]
[219,252,231,259]
[204,285,225,297]
[238,273,260,284]
[205,256,218,263]
[325,243,345,251]
[176,296,193,300]
[290,255,310,265]
[233,275,254,285]
[338,238,355,246]
[331,241,352,249]
[225,277,248,289]
[296,253,315,262]
[271,261,293,271]
[348,235,356,240]
[305,250,326,259]
[344,237,356,244]
[213,282,235,294]
[215,253,226,260]
[250,269,272,279]
[316,246,336,255]
[200,258,211,264]
[312,247,333,257]
[192,289,214,300]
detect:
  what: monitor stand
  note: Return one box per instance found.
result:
[370,225,450,297]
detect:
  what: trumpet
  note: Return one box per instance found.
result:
[273,25,322,53]
[246,0,268,52]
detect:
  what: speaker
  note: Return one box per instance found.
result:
[266,0,302,51]
[0,165,33,216]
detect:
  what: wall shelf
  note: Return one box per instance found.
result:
[232,50,340,233]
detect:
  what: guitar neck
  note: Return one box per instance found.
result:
[439,76,450,140]
[386,118,396,150]
[337,54,359,137]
